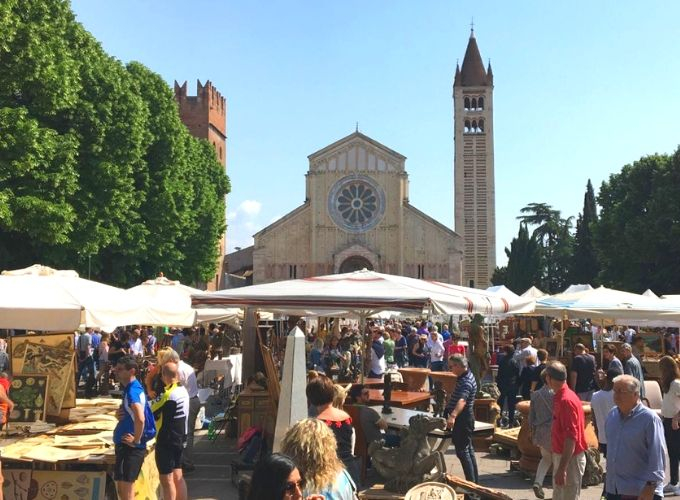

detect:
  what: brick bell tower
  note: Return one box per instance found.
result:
[174,79,227,290]
[453,29,496,289]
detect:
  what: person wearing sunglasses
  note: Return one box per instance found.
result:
[248,453,323,500]
[281,419,357,500]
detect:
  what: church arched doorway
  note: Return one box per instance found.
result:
[339,256,373,274]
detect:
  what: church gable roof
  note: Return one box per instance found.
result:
[309,132,405,160]
[308,132,406,174]
[404,202,462,242]
[253,202,310,239]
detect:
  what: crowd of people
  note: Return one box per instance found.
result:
[306,319,467,381]
[104,324,236,500]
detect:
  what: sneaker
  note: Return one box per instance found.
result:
[673,485,680,497]
[533,483,545,499]
[664,483,678,494]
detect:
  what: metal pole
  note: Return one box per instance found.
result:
[88,255,91,280]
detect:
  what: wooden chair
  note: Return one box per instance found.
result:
[345,404,369,485]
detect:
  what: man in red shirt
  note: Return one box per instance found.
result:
[545,361,587,500]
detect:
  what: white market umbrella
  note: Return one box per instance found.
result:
[0,264,145,331]
[127,276,241,328]
[272,326,307,452]
[643,289,659,298]
[191,269,535,318]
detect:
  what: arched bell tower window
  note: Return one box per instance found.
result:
[464,97,471,111]
[471,98,477,110]
[464,120,471,134]
[477,97,484,110]
[478,119,485,133]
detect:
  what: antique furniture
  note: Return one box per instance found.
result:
[366,389,431,410]
[397,368,430,391]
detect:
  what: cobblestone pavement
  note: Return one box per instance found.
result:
[186,432,608,500]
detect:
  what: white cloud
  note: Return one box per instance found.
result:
[238,200,262,216]
[227,210,238,222]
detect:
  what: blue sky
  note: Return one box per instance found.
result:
[70,1,680,265]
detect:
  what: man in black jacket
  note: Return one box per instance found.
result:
[496,344,520,427]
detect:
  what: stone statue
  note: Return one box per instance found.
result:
[431,381,447,418]
[368,415,447,493]
[582,447,603,487]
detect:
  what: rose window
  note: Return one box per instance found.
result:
[328,175,385,233]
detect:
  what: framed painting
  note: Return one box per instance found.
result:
[21,343,74,415]
[8,374,48,423]
[10,333,76,408]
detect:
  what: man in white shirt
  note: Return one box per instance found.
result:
[518,338,538,374]
[624,326,636,344]
[128,329,143,356]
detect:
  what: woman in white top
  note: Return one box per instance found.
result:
[660,355,680,494]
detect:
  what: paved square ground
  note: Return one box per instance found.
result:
[186,431,607,500]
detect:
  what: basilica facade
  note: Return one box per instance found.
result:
[225,31,497,288]
[252,132,463,284]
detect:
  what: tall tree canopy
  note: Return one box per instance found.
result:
[571,179,599,285]
[518,202,574,293]
[593,149,680,293]
[0,0,229,286]
[493,222,541,294]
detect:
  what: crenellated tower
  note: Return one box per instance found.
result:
[175,79,228,290]
[174,79,227,166]
[453,29,496,289]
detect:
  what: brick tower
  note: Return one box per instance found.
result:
[453,29,496,289]
[174,79,227,290]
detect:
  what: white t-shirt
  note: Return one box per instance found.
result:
[370,345,386,376]
[661,379,680,418]
[590,388,615,444]
[178,360,199,398]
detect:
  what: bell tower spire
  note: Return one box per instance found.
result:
[453,29,496,289]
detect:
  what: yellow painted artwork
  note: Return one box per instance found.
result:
[21,342,75,415]
[2,469,31,500]
[11,333,77,408]
[133,451,161,500]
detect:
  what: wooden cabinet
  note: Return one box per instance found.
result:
[237,388,275,443]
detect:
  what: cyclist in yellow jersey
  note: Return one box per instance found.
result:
[151,362,190,500]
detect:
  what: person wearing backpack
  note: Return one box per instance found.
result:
[113,356,156,500]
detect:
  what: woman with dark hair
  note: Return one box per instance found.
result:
[248,453,307,500]
[659,355,680,495]
[306,376,358,484]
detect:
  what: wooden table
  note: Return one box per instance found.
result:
[397,367,430,391]
[366,389,431,410]
[363,377,386,387]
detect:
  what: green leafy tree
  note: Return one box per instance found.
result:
[503,223,542,294]
[593,150,680,293]
[518,202,574,293]
[571,179,600,285]
[0,0,229,286]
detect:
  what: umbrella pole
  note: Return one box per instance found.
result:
[360,314,367,384]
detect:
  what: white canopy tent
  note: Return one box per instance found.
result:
[191,269,536,318]
[535,285,680,321]
[0,264,146,331]
[126,276,242,328]
[522,286,547,299]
